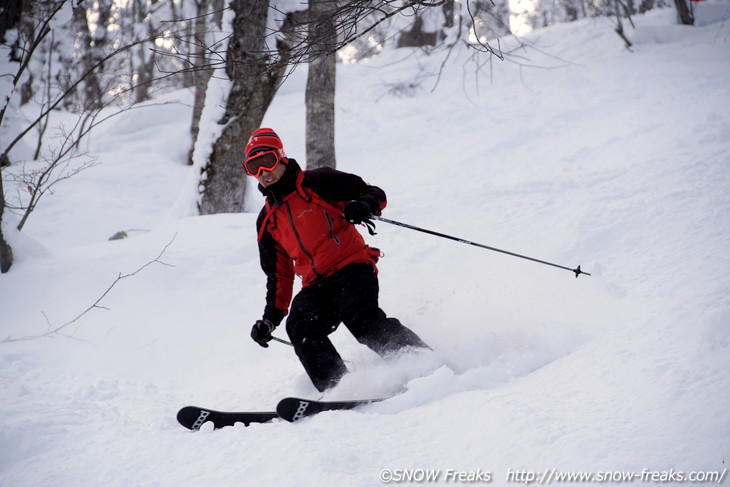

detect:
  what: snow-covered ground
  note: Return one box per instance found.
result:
[1,8,729,486]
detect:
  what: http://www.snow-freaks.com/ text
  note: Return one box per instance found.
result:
[378,467,728,484]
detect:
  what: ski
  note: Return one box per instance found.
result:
[276,396,384,422]
[177,397,385,430]
[176,406,278,430]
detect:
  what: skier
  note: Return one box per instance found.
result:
[245,128,429,392]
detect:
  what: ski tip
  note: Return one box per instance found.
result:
[176,406,209,431]
[276,396,386,423]
[276,398,302,422]
[176,406,279,430]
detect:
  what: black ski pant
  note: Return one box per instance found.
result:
[285,262,429,392]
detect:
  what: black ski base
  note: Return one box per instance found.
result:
[176,406,278,430]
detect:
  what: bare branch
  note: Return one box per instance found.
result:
[1,235,177,344]
[0,0,68,129]
[1,35,156,161]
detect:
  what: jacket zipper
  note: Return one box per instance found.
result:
[324,211,341,244]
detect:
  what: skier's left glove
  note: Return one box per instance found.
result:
[251,319,276,348]
[343,200,373,224]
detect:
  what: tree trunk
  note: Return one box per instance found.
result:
[133,42,156,104]
[442,0,455,28]
[305,0,337,170]
[73,1,106,110]
[0,0,24,43]
[0,174,13,273]
[638,0,655,14]
[564,0,580,21]
[14,0,41,106]
[198,0,287,214]
[674,0,694,24]
[187,0,214,166]
[396,15,439,48]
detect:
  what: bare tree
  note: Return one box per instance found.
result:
[187,0,224,166]
[191,0,509,212]
[0,0,23,43]
[73,0,113,111]
[674,0,694,24]
[306,0,338,169]
[0,0,185,272]
[612,0,636,49]
[0,175,12,273]
[129,0,188,104]
[188,0,214,166]
[1,0,68,273]
[198,0,291,214]
[397,14,439,48]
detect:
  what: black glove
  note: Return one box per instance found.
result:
[343,200,373,224]
[251,319,276,348]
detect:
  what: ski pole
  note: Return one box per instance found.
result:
[372,216,590,278]
[270,335,293,347]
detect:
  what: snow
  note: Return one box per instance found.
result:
[2,9,730,486]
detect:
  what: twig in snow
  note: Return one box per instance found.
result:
[2,235,176,344]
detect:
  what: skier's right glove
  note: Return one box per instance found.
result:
[251,319,276,348]
[343,200,373,224]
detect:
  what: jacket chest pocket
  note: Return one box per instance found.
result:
[278,201,341,253]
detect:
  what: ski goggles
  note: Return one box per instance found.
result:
[244,149,282,177]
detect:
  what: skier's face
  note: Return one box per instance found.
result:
[256,161,286,188]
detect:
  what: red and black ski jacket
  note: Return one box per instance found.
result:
[256,159,387,326]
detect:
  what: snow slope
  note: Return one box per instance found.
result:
[1,9,729,487]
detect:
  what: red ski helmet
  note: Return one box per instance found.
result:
[245,128,286,159]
